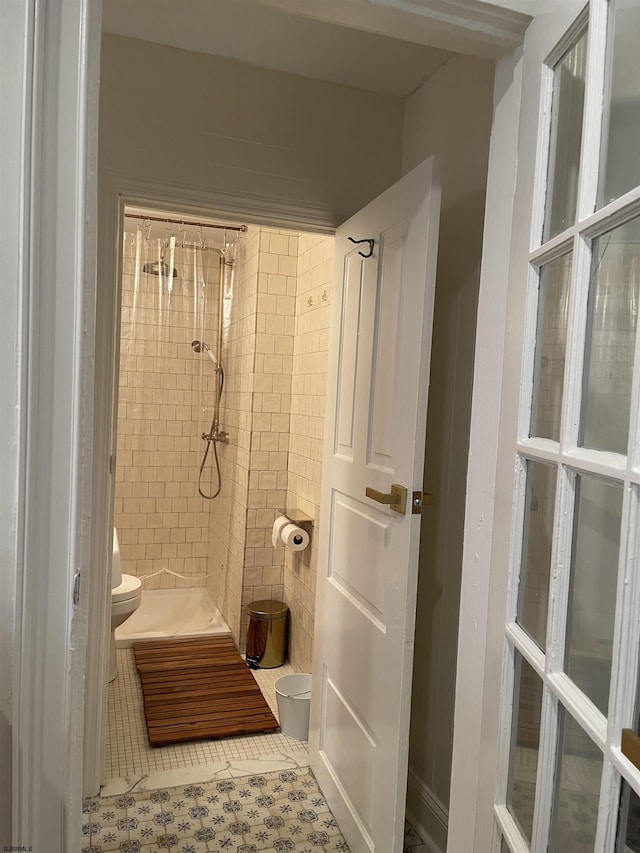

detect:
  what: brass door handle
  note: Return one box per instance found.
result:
[365,484,407,514]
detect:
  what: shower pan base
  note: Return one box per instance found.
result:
[115,587,231,648]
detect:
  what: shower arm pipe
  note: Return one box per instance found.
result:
[124,213,247,233]
[202,254,229,444]
[214,254,227,436]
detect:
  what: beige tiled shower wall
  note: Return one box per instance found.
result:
[207,227,298,648]
[238,227,299,648]
[114,231,220,586]
[115,223,332,664]
[207,226,328,657]
[284,234,333,673]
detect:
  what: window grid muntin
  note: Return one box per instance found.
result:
[596,760,621,852]
[606,486,640,743]
[506,622,546,679]
[506,456,530,625]
[517,440,628,476]
[514,467,640,725]
[574,0,610,223]
[529,6,591,254]
[510,469,640,748]
[595,0,616,209]
[529,686,559,853]
[500,2,640,850]
[505,468,637,849]
[626,234,640,475]
[495,802,533,853]
[529,228,575,266]
[503,455,638,850]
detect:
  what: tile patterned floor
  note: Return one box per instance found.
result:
[100,649,432,852]
[84,767,431,853]
[105,649,308,788]
[83,767,347,852]
[403,823,431,852]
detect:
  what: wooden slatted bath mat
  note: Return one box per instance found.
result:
[133,635,279,747]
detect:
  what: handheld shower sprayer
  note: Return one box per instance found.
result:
[191,339,218,368]
[192,254,230,499]
[192,336,227,444]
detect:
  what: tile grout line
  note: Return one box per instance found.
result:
[105,648,308,783]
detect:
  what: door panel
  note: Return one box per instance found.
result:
[320,670,377,827]
[336,256,365,457]
[368,224,407,470]
[310,157,441,853]
[329,493,390,627]
[483,3,640,852]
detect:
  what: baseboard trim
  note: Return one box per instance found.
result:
[406,767,449,853]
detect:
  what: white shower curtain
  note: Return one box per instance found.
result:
[115,219,237,589]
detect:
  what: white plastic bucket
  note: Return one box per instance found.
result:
[275,673,312,740]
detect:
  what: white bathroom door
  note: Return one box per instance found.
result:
[309,157,441,853]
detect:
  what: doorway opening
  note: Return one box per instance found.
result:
[102,202,336,788]
[85,28,495,853]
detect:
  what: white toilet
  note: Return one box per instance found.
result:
[110,528,142,682]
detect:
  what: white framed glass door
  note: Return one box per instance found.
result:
[494,2,640,852]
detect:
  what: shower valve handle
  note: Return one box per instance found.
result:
[202,429,229,444]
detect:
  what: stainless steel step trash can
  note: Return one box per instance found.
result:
[246,599,288,669]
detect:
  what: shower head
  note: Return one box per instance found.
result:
[143,260,177,277]
[191,340,218,367]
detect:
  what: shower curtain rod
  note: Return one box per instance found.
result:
[125,213,247,232]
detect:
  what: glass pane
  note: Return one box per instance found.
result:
[544,31,588,241]
[580,216,640,454]
[616,780,640,853]
[517,462,557,648]
[507,654,543,844]
[599,2,640,208]
[549,709,602,853]
[531,253,572,440]
[566,475,623,715]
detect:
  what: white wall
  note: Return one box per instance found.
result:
[0,0,27,840]
[402,53,495,852]
[99,35,405,227]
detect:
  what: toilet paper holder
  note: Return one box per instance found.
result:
[276,508,313,538]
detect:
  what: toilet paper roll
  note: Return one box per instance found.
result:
[280,522,310,553]
[272,515,290,548]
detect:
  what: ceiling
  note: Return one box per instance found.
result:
[101,0,453,98]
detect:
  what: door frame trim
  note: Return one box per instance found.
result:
[447,48,525,853]
[4,1,537,848]
[84,171,340,794]
[6,0,103,846]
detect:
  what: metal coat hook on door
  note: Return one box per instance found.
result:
[348,237,375,258]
